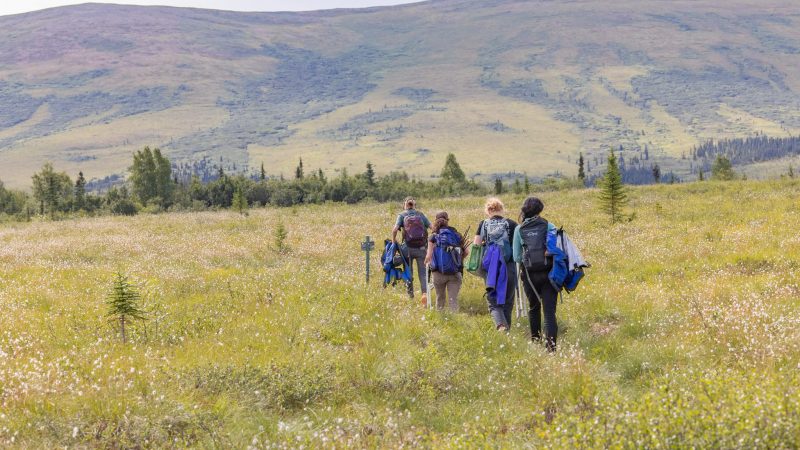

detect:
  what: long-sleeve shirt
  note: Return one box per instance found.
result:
[512,217,557,263]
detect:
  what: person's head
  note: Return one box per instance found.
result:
[433,211,449,233]
[404,196,416,210]
[520,196,544,221]
[484,197,505,217]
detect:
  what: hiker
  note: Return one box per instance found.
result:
[474,198,518,331]
[513,196,559,352]
[392,197,431,305]
[424,211,468,311]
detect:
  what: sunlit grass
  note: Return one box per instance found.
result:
[1,179,799,447]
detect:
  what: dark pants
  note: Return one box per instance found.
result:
[521,269,558,351]
[404,245,428,298]
[485,262,517,329]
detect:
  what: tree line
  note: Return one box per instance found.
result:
[692,135,800,169]
[0,149,487,220]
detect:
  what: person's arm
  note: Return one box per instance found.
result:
[512,226,523,263]
[424,240,434,267]
[473,221,483,246]
[392,214,403,242]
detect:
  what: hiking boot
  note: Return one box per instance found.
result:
[421,293,428,307]
[497,324,509,332]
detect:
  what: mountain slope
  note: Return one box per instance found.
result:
[1,0,799,187]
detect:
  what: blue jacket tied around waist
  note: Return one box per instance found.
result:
[482,244,508,305]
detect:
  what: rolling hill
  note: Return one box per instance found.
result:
[1,0,799,188]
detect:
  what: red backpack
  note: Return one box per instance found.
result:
[403,214,427,247]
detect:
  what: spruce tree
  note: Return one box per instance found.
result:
[652,164,661,183]
[578,152,586,182]
[232,185,247,215]
[260,162,266,180]
[74,171,87,211]
[274,220,288,254]
[365,161,376,186]
[598,150,628,224]
[513,178,522,194]
[295,158,304,179]
[698,167,705,181]
[788,165,794,179]
[106,272,146,343]
[524,176,531,194]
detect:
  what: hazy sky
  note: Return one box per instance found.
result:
[0,1,423,17]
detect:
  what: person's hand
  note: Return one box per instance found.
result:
[424,257,432,267]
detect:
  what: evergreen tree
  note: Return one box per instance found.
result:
[232,185,247,215]
[106,272,146,343]
[711,154,735,181]
[652,164,661,183]
[295,158,304,179]
[698,167,704,181]
[365,161,376,186]
[598,150,628,224]
[578,152,586,182]
[494,178,504,195]
[441,153,466,182]
[260,162,266,181]
[274,220,288,254]
[788,165,794,179]
[513,178,522,194]
[318,169,326,183]
[524,176,531,194]
[74,171,87,211]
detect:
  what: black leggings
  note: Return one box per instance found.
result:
[521,269,559,351]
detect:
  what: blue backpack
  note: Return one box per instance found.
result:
[382,240,411,287]
[431,228,463,275]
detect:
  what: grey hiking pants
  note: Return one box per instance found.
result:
[405,245,428,297]
[485,262,517,329]
[432,271,462,311]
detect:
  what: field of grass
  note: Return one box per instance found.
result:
[1,179,799,447]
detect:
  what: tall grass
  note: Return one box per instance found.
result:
[0,179,798,447]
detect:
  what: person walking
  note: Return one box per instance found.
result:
[474,198,518,331]
[424,211,468,311]
[392,197,431,306]
[513,196,560,352]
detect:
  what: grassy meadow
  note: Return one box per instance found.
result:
[1,179,800,447]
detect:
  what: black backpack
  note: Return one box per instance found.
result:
[520,217,552,271]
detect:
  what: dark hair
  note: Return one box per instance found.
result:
[433,211,449,233]
[520,196,544,221]
[404,197,416,209]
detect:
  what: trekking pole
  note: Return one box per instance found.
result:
[427,265,435,310]
[515,263,524,320]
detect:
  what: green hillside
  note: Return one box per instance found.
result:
[1,180,799,446]
[1,0,800,187]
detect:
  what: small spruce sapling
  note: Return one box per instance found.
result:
[598,149,629,224]
[106,272,146,343]
[275,220,289,254]
[232,185,247,215]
